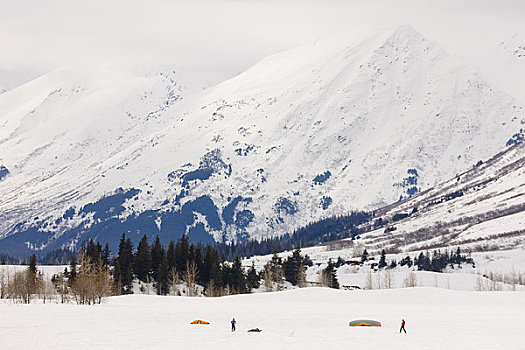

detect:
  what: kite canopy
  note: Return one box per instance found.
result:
[349,319,381,327]
[191,320,210,324]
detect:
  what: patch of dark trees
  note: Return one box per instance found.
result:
[426,190,464,208]
[1,249,77,266]
[65,235,332,296]
[331,247,474,273]
[110,233,260,295]
[0,252,20,265]
[215,211,372,260]
[389,248,473,272]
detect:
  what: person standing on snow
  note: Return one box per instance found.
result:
[400,319,406,333]
[231,318,236,332]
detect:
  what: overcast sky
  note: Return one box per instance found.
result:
[1,0,524,88]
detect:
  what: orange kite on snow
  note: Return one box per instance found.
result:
[191,320,210,324]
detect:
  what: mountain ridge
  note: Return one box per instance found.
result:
[0,26,523,256]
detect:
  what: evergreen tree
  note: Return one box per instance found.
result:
[115,234,134,294]
[175,236,190,275]
[167,240,176,271]
[230,256,247,294]
[96,242,103,262]
[390,259,397,269]
[454,247,462,267]
[361,249,369,263]
[150,236,163,281]
[28,254,38,274]
[322,259,339,289]
[415,252,423,270]
[156,255,169,295]
[264,252,284,289]
[202,245,221,291]
[246,261,260,291]
[269,252,282,273]
[283,247,306,286]
[134,235,151,282]
[221,261,233,290]
[69,255,78,283]
[378,249,387,269]
[304,254,313,267]
[193,245,204,284]
[201,245,213,286]
[102,243,111,266]
[85,240,102,267]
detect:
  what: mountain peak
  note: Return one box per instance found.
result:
[391,24,422,37]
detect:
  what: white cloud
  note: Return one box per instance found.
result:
[1,0,524,87]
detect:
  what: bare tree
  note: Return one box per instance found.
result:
[318,269,329,287]
[139,275,151,295]
[365,270,373,290]
[375,271,382,289]
[0,269,9,299]
[8,269,41,304]
[352,245,364,259]
[223,284,231,296]
[274,267,284,291]
[403,271,418,288]
[475,275,487,291]
[184,261,198,297]
[93,270,112,303]
[296,265,306,288]
[40,277,56,304]
[263,266,273,292]
[205,279,216,297]
[51,273,69,304]
[168,267,179,296]
[382,269,395,289]
[71,252,112,304]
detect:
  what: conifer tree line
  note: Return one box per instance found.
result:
[346,247,475,273]
[403,247,475,272]
[0,236,340,303]
[111,234,340,296]
[112,233,259,296]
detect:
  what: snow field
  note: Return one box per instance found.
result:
[245,247,525,292]
[0,287,524,349]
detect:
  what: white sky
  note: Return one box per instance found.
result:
[1,0,524,90]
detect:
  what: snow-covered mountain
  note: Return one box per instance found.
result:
[237,139,524,292]
[0,26,524,256]
[341,139,525,255]
[272,139,524,268]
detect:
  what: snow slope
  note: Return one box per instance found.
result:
[342,140,525,255]
[1,26,524,256]
[0,288,524,349]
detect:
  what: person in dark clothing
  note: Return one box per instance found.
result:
[231,318,236,332]
[400,319,406,333]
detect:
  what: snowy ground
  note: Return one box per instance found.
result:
[0,288,524,349]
